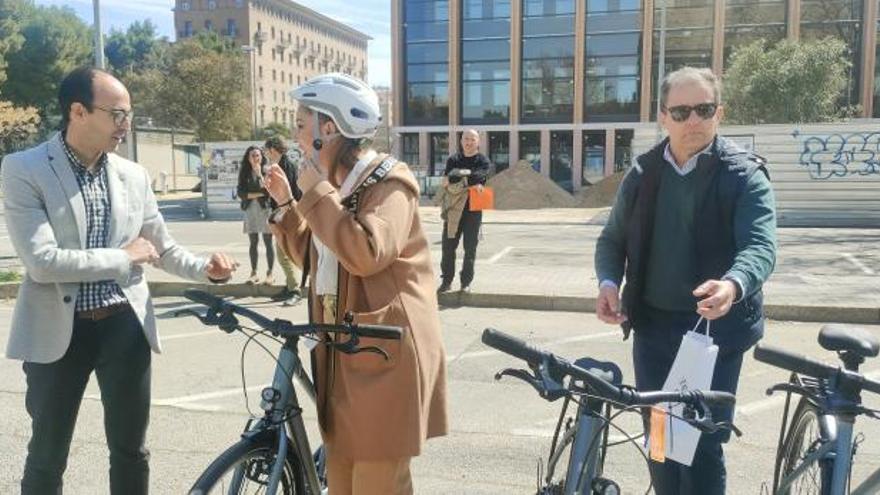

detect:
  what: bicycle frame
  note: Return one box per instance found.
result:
[775,384,880,495]
[235,335,325,495]
[561,395,608,495]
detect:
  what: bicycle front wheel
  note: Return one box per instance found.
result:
[776,399,829,495]
[189,432,307,495]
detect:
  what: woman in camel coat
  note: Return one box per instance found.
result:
[265,73,447,495]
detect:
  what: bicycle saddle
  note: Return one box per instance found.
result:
[819,324,879,358]
[572,357,623,386]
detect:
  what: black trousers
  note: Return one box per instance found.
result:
[441,209,482,287]
[21,307,151,495]
[632,308,746,495]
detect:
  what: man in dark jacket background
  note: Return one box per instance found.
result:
[438,129,491,293]
[594,67,777,494]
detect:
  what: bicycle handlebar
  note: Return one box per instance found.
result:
[754,343,880,395]
[482,328,736,408]
[182,289,402,340]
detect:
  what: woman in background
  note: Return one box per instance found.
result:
[236,145,275,285]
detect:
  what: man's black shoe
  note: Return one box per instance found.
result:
[437,282,452,294]
[271,288,301,302]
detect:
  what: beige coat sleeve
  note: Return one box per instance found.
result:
[270,206,311,268]
[295,178,415,278]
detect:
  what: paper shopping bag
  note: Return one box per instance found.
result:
[468,186,494,211]
[660,318,718,466]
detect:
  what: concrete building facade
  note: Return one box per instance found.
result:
[174,0,371,131]
[392,0,880,192]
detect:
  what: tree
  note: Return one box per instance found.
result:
[723,38,856,124]
[105,20,164,75]
[150,39,251,141]
[0,4,91,122]
[260,122,291,139]
[0,0,28,86]
[0,99,40,154]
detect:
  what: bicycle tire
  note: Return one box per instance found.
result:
[189,432,307,495]
[776,399,829,495]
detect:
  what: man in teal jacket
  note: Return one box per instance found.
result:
[594,67,776,494]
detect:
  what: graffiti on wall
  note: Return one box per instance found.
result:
[793,130,880,180]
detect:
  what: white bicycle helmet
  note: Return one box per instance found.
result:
[291,73,382,139]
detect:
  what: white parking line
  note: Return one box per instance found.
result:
[449,331,620,362]
[842,253,875,275]
[487,246,514,264]
[162,330,220,341]
[152,384,268,406]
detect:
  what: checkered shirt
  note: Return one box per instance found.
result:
[60,134,129,311]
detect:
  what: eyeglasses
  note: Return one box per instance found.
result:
[662,103,718,122]
[93,105,134,127]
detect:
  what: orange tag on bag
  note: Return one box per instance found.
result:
[468,186,494,211]
[649,406,667,463]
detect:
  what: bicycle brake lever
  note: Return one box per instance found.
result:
[495,367,535,383]
[173,308,208,323]
[352,346,390,360]
[327,334,391,360]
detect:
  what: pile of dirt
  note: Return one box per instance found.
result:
[485,160,578,209]
[575,170,626,208]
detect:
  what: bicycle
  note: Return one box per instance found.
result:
[481,327,740,495]
[176,289,402,495]
[754,324,880,495]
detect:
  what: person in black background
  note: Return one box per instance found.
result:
[263,136,303,305]
[438,129,491,293]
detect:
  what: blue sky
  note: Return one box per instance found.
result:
[34,0,392,87]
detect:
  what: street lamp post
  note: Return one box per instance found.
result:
[93,0,105,69]
[241,45,258,138]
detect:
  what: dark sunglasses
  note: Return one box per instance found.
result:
[663,102,718,122]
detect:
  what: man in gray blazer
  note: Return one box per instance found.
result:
[1,67,237,494]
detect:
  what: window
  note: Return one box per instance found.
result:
[404,0,450,125]
[461,0,511,123]
[430,133,449,175]
[273,69,276,81]
[584,0,642,122]
[402,133,420,166]
[183,20,193,37]
[582,130,605,184]
[723,0,785,67]
[204,20,213,31]
[519,131,541,171]
[651,0,714,119]
[207,0,216,9]
[550,131,573,192]
[181,1,191,11]
[801,0,864,108]
[614,129,634,171]
[522,0,575,123]
[226,19,237,37]
[259,66,263,79]
[488,132,510,172]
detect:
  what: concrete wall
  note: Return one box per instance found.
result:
[632,121,880,227]
[116,128,200,193]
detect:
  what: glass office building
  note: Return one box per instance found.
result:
[393,0,880,191]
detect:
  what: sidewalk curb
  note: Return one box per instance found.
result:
[2,281,879,325]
